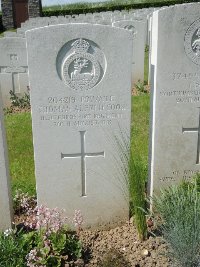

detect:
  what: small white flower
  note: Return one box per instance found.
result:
[4,228,13,237]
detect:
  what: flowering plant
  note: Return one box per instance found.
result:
[2,190,84,267]
[25,205,83,267]
[13,189,36,215]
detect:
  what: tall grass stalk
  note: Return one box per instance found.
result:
[153,180,200,267]
[114,130,147,241]
[129,150,147,241]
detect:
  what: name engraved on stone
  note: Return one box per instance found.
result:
[160,176,175,182]
[57,38,107,91]
[182,108,200,164]
[38,94,125,127]
[61,131,105,197]
[160,169,200,183]
[159,82,200,104]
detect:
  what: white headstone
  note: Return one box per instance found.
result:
[113,19,146,85]
[26,24,132,228]
[0,37,29,107]
[0,90,13,230]
[147,15,152,85]
[149,3,200,196]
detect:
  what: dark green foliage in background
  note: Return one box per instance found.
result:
[42,0,200,16]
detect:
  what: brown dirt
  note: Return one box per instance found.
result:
[14,215,172,267]
[75,219,172,267]
[4,106,31,114]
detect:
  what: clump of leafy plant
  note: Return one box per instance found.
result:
[25,205,82,266]
[0,204,83,267]
[0,227,32,267]
[10,90,30,109]
[10,89,30,109]
[152,177,200,267]
[135,80,148,94]
[4,90,31,114]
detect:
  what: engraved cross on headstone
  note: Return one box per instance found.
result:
[0,54,28,93]
[182,108,200,164]
[61,131,105,197]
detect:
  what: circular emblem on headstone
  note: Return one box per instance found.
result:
[184,18,200,65]
[57,38,106,91]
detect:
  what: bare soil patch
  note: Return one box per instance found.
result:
[65,219,171,267]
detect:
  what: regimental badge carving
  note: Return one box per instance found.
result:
[57,38,106,91]
[10,54,18,64]
[184,18,200,65]
[124,25,137,37]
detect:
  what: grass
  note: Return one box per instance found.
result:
[131,95,150,165]
[130,95,149,240]
[4,95,150,196]
[5,113,35,196]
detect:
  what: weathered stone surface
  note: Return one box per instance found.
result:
[26,24,132,228]
[149,3,200,196]
[0,37,29,107]
[0,89,13,230]
[113,19,146,85]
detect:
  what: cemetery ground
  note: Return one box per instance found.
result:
[2,94,172,267]
[1,2,200,267]
[2,33,200,265]
[0,48,189,267]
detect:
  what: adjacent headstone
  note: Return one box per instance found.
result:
[149,3,200,196]
[0,37,29,107]
[4,31,23,37]
[147,15,152,85]
[113,19,146,85]
[26,24,132,228]
[0,89,13,230]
